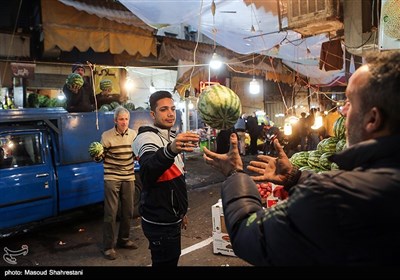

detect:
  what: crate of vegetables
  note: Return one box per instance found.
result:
[256,182,288,208]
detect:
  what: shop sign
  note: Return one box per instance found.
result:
[10,63,36,79]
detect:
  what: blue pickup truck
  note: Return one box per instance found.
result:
[0,108,180,237]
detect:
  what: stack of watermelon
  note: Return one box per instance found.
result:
[289,116,347,172]
[99,102,136,112]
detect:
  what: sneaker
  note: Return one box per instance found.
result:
[103,249,117,260]
[117,240,138,250]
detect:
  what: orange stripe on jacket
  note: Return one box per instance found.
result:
[157,164,182,182]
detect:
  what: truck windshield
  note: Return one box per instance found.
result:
[0,133,42,169]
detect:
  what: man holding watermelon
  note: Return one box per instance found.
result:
[97,106,138,260]
[63,62,94,112]
[132,90,199,267]
[203,50,400,266]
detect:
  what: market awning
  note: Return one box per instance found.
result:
[160,37,290,90]
[41,0,157,57]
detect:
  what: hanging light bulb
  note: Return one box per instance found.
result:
[57,90,65,101]
[249,78,260,94]
[209,52,222,69]
[284,123,293,136]
[249,53,260,94]
[188,100,194,110]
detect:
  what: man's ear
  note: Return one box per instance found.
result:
[150,110,155,120]
[365,107,384,133]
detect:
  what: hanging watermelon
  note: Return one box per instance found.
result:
[197,85,242,130]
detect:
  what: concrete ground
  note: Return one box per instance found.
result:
[0,152,257,271]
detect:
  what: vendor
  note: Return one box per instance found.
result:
[96,79,120,109]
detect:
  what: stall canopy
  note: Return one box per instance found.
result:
[119,0,347,85]
[41,0,157,57]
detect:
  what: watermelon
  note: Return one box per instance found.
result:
[331,162,339,170]
[307,150,323,169]
[99,104,111,112]
[110,101,120,110]
[336,138,347,152]
[66,73,84,88]
[317,137,339,154]
[319,152,334,171]
[299,165,315,172]
[197,85,242,130]
[100,79,113,90]
[123,102,136,111]
[333,116,346,139]
[88,141,103,157]
[289,151,309,168]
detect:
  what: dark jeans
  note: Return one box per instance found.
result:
[141,219,182,267]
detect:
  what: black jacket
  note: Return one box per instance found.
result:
[221,134,400,265]
[132,126,187,224]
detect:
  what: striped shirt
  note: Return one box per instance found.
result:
[101,127,137,181]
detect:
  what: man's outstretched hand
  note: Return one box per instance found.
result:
[247,139,294,185]
[203,133,243,177]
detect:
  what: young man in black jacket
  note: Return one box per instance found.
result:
[203,51,400,266]
[132,91,199,267]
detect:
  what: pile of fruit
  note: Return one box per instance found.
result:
[99,101,136,112]
[289,116,347,172]
[256,182,288,208]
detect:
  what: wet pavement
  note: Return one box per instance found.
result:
[0,152,258,272]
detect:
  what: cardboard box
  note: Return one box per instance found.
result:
[211,199,236,257]
[212,231,236,257]
[211,199,226,233]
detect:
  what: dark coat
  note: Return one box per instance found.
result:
[221,134,400,265]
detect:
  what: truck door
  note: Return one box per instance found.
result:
[0,131,57,231]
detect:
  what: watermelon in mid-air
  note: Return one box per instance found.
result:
[197,85,242,130]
